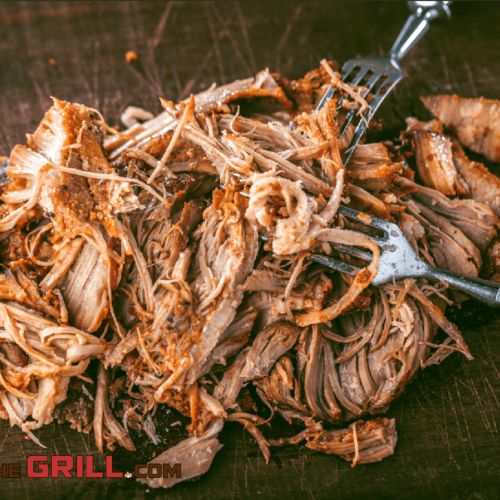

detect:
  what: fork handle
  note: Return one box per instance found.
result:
[390,1,451,64]
[421,266,500,306]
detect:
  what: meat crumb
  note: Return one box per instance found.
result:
[125,50,138,63]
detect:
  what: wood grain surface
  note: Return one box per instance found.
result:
[0,2,499,499]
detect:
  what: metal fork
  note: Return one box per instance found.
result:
[312,205,500,306]
[317,1,452,164]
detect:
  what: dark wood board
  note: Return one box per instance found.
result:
[0,2,499,499]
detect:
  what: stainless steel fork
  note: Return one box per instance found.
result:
[318,1,452,164]
[312,205,500,306]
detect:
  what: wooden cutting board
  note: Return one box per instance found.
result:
[0,2,498,498]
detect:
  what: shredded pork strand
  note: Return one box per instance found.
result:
[0,61,496,490]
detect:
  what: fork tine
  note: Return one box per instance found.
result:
[317,61,359,111]
[341,60,359,81]
[333,244,373,261]
[342,81,394,163]
[339,79,371,137]
[311,254,360,276]
[342,94,388,164]
[339,67,386,138]
[362,71,385,97]
[339,109,356,138]
[337,204,393,232]
[344,66,370,87]
[365,73,402,117]
[318,67,368,112]
[343,119,369,164]
[316,86,336,110]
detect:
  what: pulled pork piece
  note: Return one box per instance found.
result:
[245,169,344,255]
[406,180,498,251]
[0,270,60,321]
[1,62,498,490]
[306,418,397,466]
[93,363,135,452]
[128,187,259,402]
[183,188,259,384]
[254,355,310,422]
[348,143,403,191]
[296,284,435,420]
[4,99,140,237]
[212,348,250,410]
[405,199,482,276]
[0,302,105,435]
[486,239,500,282]
[246,173,316,254]
[196,68,293,112]
[405,117,444,134]
[422,94,500,162]
[2,99,144,334]
[53,379,94,433]
[296,228,380,326]
[452,144,500,216]
[58,240,111,333]
[300,325,346,422]
[202,308,257,369]
[38,233,116,333]
[348,184,390,218]
[106,68,293,161]
[138,418,223,489]
[397,212,425,252]
[413,130,467,196]
[240,321,300,381]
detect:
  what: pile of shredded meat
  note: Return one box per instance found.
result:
[0,61,498,489]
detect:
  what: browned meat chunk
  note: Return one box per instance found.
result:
[452,144,500,216]
[422,94,500,161]
[348,143,403,191]
[413,130,467,196]
[306,418,397,465]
